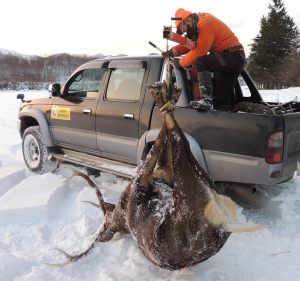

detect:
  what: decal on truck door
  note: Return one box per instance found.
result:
[51,106,71,120]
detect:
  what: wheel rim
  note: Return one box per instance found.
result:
[23,134,41,169]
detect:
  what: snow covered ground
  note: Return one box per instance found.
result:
[0,88,300,281]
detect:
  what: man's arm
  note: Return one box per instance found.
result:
[172,45,190,56]
[179,22,215,68]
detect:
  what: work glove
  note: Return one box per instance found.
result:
[162,49,174,58]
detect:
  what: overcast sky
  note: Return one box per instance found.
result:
[1,0,299,57]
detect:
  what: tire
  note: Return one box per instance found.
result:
[214,182,267,209]
[22,126,58,174]
[232,102,274,115]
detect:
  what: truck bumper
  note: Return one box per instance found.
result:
[17,119,22,138]
[203,150,292,186]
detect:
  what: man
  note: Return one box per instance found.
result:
[166,8,246,110]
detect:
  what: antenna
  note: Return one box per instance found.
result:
[148,41,164,53]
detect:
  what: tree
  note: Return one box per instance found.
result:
[247,0,300,89]
[0,51,105,90]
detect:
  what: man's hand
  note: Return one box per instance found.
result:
[162,49,174,58]
[172,58,181,67]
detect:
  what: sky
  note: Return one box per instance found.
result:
[1,0,299,57]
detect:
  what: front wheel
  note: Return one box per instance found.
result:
[22,126,58,174]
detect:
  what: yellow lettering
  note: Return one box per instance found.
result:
[51,106,71,120]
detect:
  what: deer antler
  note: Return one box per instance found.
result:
[47,170,119,266]
[68,170,115,214]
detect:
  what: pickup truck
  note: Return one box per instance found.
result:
[17,55,300,194]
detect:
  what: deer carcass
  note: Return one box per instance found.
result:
[54,81,263,270]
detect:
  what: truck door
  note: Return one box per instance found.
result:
[49,66,106,151]
[95,60,147,164]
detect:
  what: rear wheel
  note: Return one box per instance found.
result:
[214,182,267,209]
[22,126,58,174]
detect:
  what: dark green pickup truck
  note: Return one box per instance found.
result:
[17,55,300,191]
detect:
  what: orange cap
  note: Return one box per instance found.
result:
[175,8,192,28]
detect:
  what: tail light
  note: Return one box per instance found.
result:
[266,131,283,164]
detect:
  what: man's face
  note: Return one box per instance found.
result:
[178,16,193,34]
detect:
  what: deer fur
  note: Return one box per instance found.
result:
[53,80,263,270]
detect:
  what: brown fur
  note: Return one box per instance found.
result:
[54,81,263,270]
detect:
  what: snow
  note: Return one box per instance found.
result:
[260,87,300,103]
[0,88,300,280]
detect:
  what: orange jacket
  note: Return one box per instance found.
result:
[173,13,241,68]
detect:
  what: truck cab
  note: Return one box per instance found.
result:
[18,55,300,189]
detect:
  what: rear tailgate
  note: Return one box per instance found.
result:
[282,112,300,179]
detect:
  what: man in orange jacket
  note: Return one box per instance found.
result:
[167,8,246,110]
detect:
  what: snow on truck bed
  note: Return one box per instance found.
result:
[0,89,300,281]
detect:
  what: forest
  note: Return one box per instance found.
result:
[0,52,105,90]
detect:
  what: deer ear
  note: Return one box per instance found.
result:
[102,202,115,213]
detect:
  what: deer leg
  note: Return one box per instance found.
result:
[159,82,181,113]
[141,81,180,187]
[152,130,174,187]
[138,125,168,187]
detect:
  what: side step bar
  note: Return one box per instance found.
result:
[51,150,136,180]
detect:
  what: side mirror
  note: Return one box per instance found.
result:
[48,83,61,97]
[17,93,25,102]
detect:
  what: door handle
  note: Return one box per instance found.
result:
[124,113,134,119]
[83,109,92,114]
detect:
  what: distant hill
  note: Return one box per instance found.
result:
[0,49,106,90]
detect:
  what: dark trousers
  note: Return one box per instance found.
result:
[195,51,246,107]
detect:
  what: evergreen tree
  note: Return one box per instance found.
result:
[247,0,300,89]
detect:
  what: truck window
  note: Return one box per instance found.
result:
[64,68,105,98]
[238,75,251,97]
[106,68,144,101]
